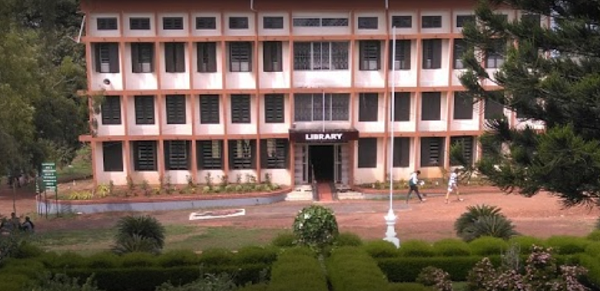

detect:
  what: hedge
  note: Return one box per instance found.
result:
[267,249,327,291]
[327,247,388,291]
[377,256,502,282]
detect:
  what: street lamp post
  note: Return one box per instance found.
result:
[384,26,400,248]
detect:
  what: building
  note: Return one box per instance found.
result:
[79,0,545,189]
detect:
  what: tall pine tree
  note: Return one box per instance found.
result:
[459,0,600,207]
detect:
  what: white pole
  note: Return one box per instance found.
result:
[322,90,325,132]
[384,26,400,248]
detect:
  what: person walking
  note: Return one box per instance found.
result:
[406,170,425,203]
[445,168,464,204]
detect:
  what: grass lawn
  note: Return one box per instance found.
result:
[33,224,288,255]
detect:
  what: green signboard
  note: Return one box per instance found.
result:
[41,162,57,192]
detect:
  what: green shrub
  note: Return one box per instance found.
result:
[432,239,471,256]
[388,282,432,291]
[237,283,268,291]
[545,235,590,254]
[120,252,157,267]
[113,215,166,255]
[397,240,435,257]
[587,230,600,241]
[362,240,399,258]
[584,242,600,258]
[2,258,46,278]
[25,273,103,291]
[416,266,452,291]
[292,205,339,251]
[278,246,315,258]
[268,251,328,291]
[155,273,236,291]
[335,232,363,247]
[45,251,87,268]
[377,256,498,282]
[327,246,389,291]
[469,236,508,256]
[198,248,235,266]
[455,204,517,242]
[507,236,545,254]
[235,246,278,265]
[270,232,296,248]
[580,254,600,288]
[156,250,199,267]
[36,251,60,268]
[0,273,34,291]
[87,251,121,268]
[13,242,44,259]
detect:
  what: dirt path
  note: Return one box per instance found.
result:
[2,182,599,242]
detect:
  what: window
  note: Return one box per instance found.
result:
[264,94,284,123]
[197,140,223,169]
[453,39,467,69]
[229,139,256,169]
[359,41,381,71]
[196,17,216,29]
[101,96,121,125]
[263,16,284,29]
[131,43,154,73]
[358,17,378,29]
[165,42,185,73]
[521,14,541,27]
[456,15,475,27]
[453,92,474,120]
[197,42,217,72]
[293,42,349,70]
[422,16,442,28]
[293,18,348,27]
[164,140,190,170]
[422,39,442,69]
[261,139,288,169]
[97,18,117,30]
[421,137,445,167]
[358,93,378,122]
[134,95,155,124]
[450,136,474,166]
[392,92,410,121]
[163,17,183,30]
[231,94,251,123]
[422,92,442,121]
[199,95,220,124]
[229,42,252,72]
[130,17,150,30]
[103,142,123,172]
[263,41,282,72]
[166,95,186,124]
[391,15,412,28]
[358,138,377,168]
[485,40,505,69]
[133,141,157,171]
[229,17,249,29]
[94,43,119,73]
[389,40,411,70]
[294,93,350,121]
[392,137,410,167]
[485,99,504,119]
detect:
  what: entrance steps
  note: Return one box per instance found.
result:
[286,184,363,201]
[316,182,334,202]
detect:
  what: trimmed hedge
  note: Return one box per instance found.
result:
[580,254,600,289]
[335,232,363,247]
[507,236,546,254]
[584,242,600,258]
[388,282,434,291]
[588,230,600,241]
[398,240,436,257]
[270,232,296,248]
[157,249,201,267]
[235,246,278,265]
[468,236,508,256]
[327,247,388,291]
[545,235,590,254]
[377,256,502,282]
[432,239,471,256]
[267,248,327,291]
[362,240,399,258]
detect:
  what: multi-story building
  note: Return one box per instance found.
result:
[79,0,545,189]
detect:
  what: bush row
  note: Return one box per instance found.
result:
[266,247,328,291]
[326,246,389,291]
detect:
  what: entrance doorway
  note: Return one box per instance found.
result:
[309,145,334,182]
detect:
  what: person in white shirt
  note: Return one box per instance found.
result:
[445,168,463,204]
[406,170,425,203]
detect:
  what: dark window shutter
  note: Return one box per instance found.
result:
[94,45,102,73]
[392,137,410,167]
[197,140,222,170]
[199,95,220,124]
[197,42,217,73]
[421,92,441,120]
[228,140,235,170]
[263,41,282,72]
[131,44,140,73]
[175,43,185,72]
[264,94,284,123]
[392,92,411,121]
[102,142,123,171]
[432,39,442,68]
[250,139,257,169]
[101,96,122,125]
[109,43,120,73]
[358,138,377,168]
[358,93,378,122]
[134,141,157,171]
[485,99,505,119]
[231,95,251,123]
[453,92,474,120]
[420,137,444,167]
[260,139,268,169]
[166,95,186,124]
[135,96,155,124]
[450,136,474,166]
[359,41,380,71]
[165,43,175,72]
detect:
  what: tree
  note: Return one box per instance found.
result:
[458,0,600,207]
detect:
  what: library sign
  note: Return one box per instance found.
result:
[289,129,359,143]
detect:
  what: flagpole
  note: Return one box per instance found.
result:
[384,26,400,248]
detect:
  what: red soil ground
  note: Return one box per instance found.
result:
[1,181,599,242]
